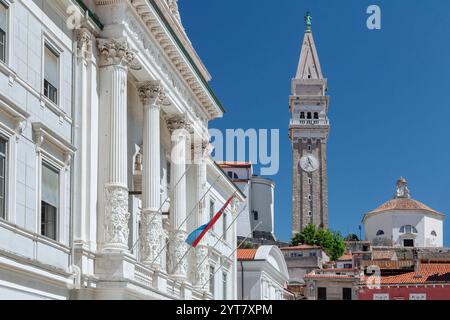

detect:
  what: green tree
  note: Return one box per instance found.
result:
[291,224,346,261]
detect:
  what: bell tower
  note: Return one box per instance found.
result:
[290,13,330,234]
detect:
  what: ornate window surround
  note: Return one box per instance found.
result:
[32,122,75,245]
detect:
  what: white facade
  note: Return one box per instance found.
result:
[218,162,276,240]
[363,178,444,248]
[237,246,289,300]
[0,0,244,300]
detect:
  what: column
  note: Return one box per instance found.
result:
[192,139,210,289]
[167,117,190,279]
[98,39,135,252]
[138,81,165,268]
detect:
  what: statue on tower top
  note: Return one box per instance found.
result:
[305,12,312,32]
[395,177,411,199]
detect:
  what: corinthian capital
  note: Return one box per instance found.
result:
[166,116,191,134]
[97,39,136,67]
[138,81,166,107]
[76,28,93,60]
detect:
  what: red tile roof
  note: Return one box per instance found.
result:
[280,245,321,251]
[237,249,257,261]
[216,161,252,168]
[360,263,450,285]
[304,274,356,280]
[367,198,443,216]
[337,254,353,261]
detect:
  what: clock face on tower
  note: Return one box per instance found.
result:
[300,154,320,173]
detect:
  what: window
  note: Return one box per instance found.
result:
[253,210,258,221]
[0,2,7,63]
[403,239,414,247]
[44,44,59,104]
[223,212,227,241]
[308,178,312,185]
[209,200,215,220]
[0,137,6,219]
[41,162,59,240]
[313,112,319,119]
[300,112,305,119]
[166,161,171,184]
[227,171,238,179]
[317,287,327,300]
[431,230,437,237]
[307,145,312,151]
[307,112,312,119]
[400,225,418,234]
[308,194,312,201]
[376,230,385,236]
[307,211,312,217]
[222,272,227,300]
[342,288,352,300]
[209,266,215,295]
[309,252,316,257]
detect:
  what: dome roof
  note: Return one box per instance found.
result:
[364,178,445,220]
[368,197,443,216]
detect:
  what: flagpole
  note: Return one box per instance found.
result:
[196,203,248,270]
[131,164,194,252]
[148,174,223,266]
[170,191,238,274]
[201,221,263,290]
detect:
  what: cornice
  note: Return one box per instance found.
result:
[128,0,225,119]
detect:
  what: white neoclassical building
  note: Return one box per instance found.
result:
[237,246,291,300]
[0,0,245,300]
[363,178,444,248]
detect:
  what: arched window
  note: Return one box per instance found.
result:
[300,112,305,119]
[313,112,319,119]
[399,225,418,234]
[376,230,385,236]
[431,230,437,237]
[307,112,312,119]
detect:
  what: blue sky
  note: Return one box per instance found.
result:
[180,0,450,244]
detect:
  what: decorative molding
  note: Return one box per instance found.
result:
[103,185,130,250]
[0,92,30,135]
[139,211,163,268]
[31,122,76,164]
[137,80,167,107]
[125,3,220,121]
[97,38,137,67]
[76,28,93,61]
[166,116,190,134]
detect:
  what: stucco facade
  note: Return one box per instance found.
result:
[0,0,244,300]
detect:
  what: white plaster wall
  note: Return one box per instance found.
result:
[250,177,275,235]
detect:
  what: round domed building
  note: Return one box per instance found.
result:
[363,177,444,248]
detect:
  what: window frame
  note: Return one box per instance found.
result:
[222,210,227,241]
[0,135,8,220]
[0,0,12,66]
[39,158,61,241]
[41,35,63,109]
[209,264,215,296]
[222,271,228,300]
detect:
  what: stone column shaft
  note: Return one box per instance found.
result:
[98,39,135,252]
[167,117,190,278]
[138,82,165,267]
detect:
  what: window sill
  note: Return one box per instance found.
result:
[0,60,17,86]
[0,218,70,253]
[40,94,71,124]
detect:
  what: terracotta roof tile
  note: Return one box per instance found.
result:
[237,249,257,261]
[337,254,353,261]
[360,263,450,285]
[216,161,252,168]
[280,245,321,251]
[368,198,443,216]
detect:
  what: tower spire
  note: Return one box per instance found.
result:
[295,12,323,80]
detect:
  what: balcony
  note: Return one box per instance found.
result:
[290,119,329,126]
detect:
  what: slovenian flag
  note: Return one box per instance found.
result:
[186,194,235,247]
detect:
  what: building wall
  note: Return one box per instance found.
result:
[364,211,443,247]
[250,177,274,236]
[359,285,450,300]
